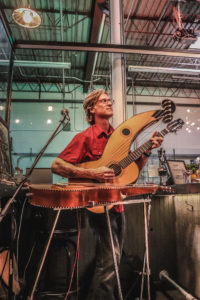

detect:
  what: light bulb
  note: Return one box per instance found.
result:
[48,106,53,111]
[23,10,33,23]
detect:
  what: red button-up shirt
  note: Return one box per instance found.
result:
[58,123,123,213]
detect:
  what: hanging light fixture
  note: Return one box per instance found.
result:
[12,7,41,28]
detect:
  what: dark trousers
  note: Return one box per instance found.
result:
[86,208,125,300]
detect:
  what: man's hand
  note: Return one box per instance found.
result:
[92,166,115,182]
[150,132,163,149]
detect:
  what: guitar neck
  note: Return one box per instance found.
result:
[120,128,169,168]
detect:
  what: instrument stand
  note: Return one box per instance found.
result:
[139,200,151,300]
[103,196,152,300]
[27,209,61,300]
[104,206,124,300]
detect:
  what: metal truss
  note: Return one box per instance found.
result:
[0,81,200,99]
[128,85,200,99]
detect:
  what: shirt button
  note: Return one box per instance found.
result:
[99,152,101,154]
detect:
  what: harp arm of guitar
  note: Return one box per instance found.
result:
[51,157,115,182]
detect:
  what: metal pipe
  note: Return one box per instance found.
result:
[110,0,126,127]
[5,48,15,127]
[60,0,66,103]
[90,13,106,89]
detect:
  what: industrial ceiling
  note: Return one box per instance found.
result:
[1,0,200,98]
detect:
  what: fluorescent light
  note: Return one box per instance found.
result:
[15,119,20,123]
[128,65,200,75]
[0,60,71,69]
[46,119,52,124]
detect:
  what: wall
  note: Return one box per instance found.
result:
[10,91,200,184]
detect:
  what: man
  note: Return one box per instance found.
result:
[51,89,163,300]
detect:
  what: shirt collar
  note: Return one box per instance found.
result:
[93,123,114,137]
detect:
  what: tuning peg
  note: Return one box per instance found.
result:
[162,99,176,123]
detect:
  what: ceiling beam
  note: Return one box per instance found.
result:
[83,0,104,93]
[15,40,200,58]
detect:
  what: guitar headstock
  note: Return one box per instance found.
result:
[166,118,184,133]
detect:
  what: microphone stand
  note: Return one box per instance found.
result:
[0,110,70,299]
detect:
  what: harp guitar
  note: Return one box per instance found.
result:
[73,110,161,185]
[70,112,184,213]
[71,112,183,185]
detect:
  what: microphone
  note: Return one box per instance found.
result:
[159,270,197,300]
[61,108,70,121]
[61,108,69,116]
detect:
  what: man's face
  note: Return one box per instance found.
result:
[90,93,113,119]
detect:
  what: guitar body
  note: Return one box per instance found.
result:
[78,110,159,185]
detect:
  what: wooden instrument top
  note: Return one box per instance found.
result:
[27,183,173,209]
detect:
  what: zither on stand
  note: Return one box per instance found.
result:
[27,184,153,300]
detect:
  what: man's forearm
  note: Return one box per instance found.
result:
[51,158,93,179]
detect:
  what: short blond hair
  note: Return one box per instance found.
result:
[83,89,106,125]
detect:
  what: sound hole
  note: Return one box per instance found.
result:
[122,128,130,136]
[109,164,122,176]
